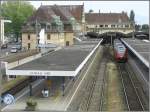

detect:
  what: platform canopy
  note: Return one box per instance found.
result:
[6,39,102,77]
[121,38,149,68]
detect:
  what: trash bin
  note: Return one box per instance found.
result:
[42,89,49,97]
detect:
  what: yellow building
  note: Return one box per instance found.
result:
[85,12,134,35]
[21,5,84,50]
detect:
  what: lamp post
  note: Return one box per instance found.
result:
[1,19,12,44]
[132,21,135,39]
[0,0,2,109]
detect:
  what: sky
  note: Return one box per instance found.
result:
[29,1,149,25]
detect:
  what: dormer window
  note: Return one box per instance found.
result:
[47,34,51,40]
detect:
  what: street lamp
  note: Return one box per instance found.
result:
[132,21,135,39]
[0,19,12,44]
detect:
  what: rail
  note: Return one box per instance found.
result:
[118,63,144,111]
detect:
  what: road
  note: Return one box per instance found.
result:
[0,43,22,58]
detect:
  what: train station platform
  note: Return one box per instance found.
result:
[1,78,72,111]
[5,39,102,77]
[121,38,149,68]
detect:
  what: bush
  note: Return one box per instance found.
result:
[25,98,37,111]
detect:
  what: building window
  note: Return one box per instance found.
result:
[105,25,108,27]
[28,43,30,49]
[66,41,69,46]
[47,34,51,40]
[28,34,30,40]
[100,25,103,27]
[47,25,51,30]
[111,25,115,28]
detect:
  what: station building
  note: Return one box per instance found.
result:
[85,11,134,34]
[21,4,85,50]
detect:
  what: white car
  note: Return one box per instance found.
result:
[10,47,17,53]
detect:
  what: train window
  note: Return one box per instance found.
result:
[118,46,125,51]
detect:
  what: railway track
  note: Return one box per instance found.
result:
[2,77,36,96]
[78,46,108,111]
[118,63,145,111]
[87,59,106,111]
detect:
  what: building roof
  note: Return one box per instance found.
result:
[60,5,83,22]
[85,12,130,24]
[121,38,149,68]
[22,5,83,33]
[6,39,102,76]
[27,6,55,24]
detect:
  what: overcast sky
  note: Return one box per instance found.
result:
[29,1,149,25]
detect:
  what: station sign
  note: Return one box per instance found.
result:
[29,71,51,76]
[6,70,75,76]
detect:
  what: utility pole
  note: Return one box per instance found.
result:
[35,19,39,50]
[132,21,135,39]
[0,0,2,110]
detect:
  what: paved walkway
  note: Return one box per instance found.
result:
[121,38,149,68]
[2,78,74,111]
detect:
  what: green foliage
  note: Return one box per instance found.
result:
[1,1,35,39]
[26,98,37,111]
[135,24,141,31]
[130,10,135,22]
[89,9,94,13]
[141,24,149,33]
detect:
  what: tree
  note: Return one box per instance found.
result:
[130,10,135,22]
[135,24,141,31]
[141,24,149,33]
[89,9,94,13]
[1,1,35,41]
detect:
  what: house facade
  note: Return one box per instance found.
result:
[21,5,84,50]
[85,12,134,35]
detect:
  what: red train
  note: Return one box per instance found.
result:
[114,39,127,62]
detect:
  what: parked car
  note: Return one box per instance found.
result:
[10,47,18,53]
[1,43,8,49]
[16,44,21,50]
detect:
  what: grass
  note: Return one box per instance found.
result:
[106,62,124,111]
